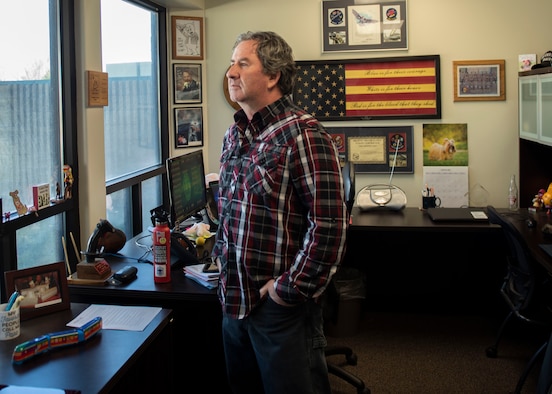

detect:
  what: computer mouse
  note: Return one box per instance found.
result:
[526,218,537,228]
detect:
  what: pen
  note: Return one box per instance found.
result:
[5,291,19,311]
[11,295,25,310]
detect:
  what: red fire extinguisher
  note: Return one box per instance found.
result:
[152,216,171,283]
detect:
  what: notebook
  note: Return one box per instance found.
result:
[427,207,489,222]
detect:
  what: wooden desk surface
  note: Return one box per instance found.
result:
[69,233,218,304]
[498,208,552,274]
[0,303,171,394]
[350,206,501,232]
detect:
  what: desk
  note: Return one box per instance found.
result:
[346,207,506,312]
[0,303,172,393]
[498,208,552,274]
[350,206,501,232]
[69,235,228,393]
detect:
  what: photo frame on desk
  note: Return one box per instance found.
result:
[4,261,70,321]
[453,59,505,101]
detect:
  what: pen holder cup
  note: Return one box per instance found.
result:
[423,196,441,209]
[0,303,20,340]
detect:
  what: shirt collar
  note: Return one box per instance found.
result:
[233,94,294,138]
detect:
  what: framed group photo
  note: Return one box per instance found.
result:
[4,261,70,321]
[171,16,203,60]
[453,59,505,101]
[175,107,203,148]
[174,63,202,104]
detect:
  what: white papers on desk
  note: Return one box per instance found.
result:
[66,304,162,331]
[184,263,219,289]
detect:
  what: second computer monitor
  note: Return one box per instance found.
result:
[166,150,207,230]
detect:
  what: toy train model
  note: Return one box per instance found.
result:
[12,316,102,364]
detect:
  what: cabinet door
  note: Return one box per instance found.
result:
[539,74,552,145]
[519,76,539,141]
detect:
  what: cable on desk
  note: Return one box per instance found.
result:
[103,251,151,264]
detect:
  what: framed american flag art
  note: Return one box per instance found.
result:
[293,55,441,121]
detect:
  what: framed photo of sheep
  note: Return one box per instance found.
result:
[453,59,505,102]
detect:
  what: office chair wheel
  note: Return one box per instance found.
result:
[346,352,358,366]
[486,345,498,358]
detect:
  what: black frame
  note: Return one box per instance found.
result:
[173,63,202,104]
[293,55,441,121]
[322,0,408,53]
[328,126,413,173]
[174,107,204,148]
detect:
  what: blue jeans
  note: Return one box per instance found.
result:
[222,297,331,394]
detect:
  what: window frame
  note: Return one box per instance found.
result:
[0,0,80,301]
[103,0,169,237]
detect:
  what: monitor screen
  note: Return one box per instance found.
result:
[166,150,207,229]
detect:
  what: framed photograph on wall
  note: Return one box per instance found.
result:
[175,107,203,148]
[453,59,505,101]
[174,63,202,104]
[171,16,203,60]
[4,261,70,321]
[322,0,408,53]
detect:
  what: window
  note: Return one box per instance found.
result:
[101,0,168,238]
[0,0,79,296]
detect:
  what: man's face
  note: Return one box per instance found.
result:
[226,40,272,107]
[183,72,192,82]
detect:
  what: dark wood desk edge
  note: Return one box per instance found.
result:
[498,208,552,274]
[0,304,172,394]
[101,307,173,394]
[350,206,501,232]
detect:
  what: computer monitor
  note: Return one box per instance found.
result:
[166,150,207,230]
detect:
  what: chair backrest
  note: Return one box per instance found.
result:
[486,205,536,311]
[342,161,355,214]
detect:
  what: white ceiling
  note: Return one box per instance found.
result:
[153,0,233,10]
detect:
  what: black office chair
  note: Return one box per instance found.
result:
[485,205,552,393]
[324,161,370,394]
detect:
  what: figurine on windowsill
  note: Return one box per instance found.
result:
[63,164,73,200]
[9,190,28,216]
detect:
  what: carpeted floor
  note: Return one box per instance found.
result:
[326,310,548,394]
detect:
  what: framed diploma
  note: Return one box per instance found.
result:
[328,126,413,173]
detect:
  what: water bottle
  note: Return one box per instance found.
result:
[152,217,171,283]
[508,175,518,211]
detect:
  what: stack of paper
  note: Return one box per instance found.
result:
[184,263,219,289]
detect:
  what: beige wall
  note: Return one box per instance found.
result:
[78,0,552,243]
[200,0,552,210]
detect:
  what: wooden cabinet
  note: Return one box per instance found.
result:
[519,67,552,207]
